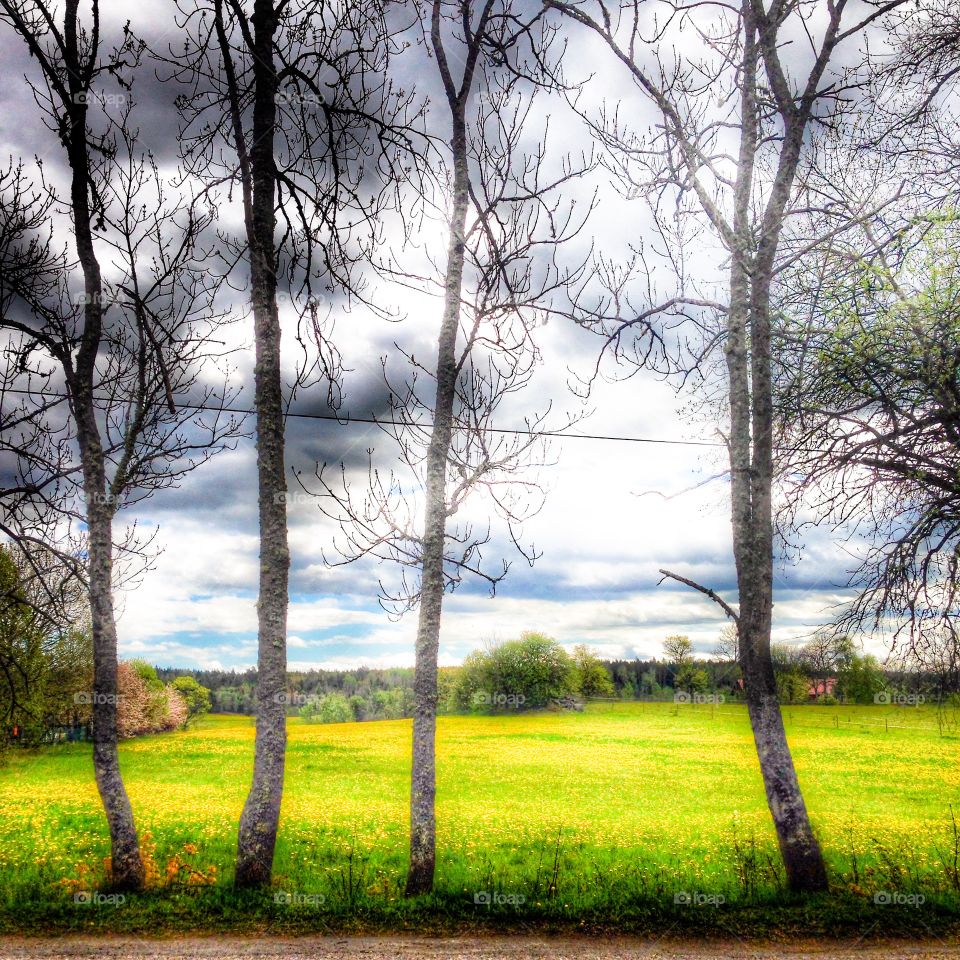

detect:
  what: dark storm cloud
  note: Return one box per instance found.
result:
[134,444,257,523]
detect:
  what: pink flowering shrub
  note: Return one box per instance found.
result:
[162,686,189,731]
[116,661,190,738]
[116,662,150,739]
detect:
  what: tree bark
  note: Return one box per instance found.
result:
[234,0,289,889]
[405,74,470,897]
[79,431,144,892]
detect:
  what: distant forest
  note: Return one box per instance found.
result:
[156,656,935,716]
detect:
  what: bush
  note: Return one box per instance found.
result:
[128,660,169,732]
[171,676,212,726]
[371,687,412,719]
[300,692,354,724]
[163,686,189,730]
[453,632,575,711]
[116,662,190,738]
[437,666,462,714]
[776,670,809,705]
[348,694,367,721]
[838,654,887,705]
[675,663,709,695]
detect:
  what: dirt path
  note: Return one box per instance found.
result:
[0,937,958,960]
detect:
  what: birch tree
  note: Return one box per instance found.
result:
[313,0,589,895]
[0,2,238,890]
[546,0,908,892]
[160,0,423,887]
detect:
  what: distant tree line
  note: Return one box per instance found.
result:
[153,625,960,728]
[155,635,615,721]
[155,665,417,718]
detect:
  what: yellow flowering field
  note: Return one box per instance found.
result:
[0,702,957,925]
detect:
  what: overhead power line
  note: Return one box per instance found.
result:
[0,388,726,449]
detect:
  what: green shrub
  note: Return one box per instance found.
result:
[838,654,887,705]
[300,692,354,724]
[776,670,809,705]
[675,663,709,695]
[171,676,212,726]
[453,631,575,710]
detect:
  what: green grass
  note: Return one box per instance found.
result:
[1,702,959,937]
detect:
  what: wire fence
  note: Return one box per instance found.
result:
[582,697,956,736]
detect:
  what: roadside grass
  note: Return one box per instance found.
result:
[1,702,958,937]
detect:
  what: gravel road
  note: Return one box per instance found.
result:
[0,937,957,960]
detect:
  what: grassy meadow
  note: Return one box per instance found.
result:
[2,701,959,935]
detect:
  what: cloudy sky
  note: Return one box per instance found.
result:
[0,1,873,671]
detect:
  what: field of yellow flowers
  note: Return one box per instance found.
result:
[0,701,958,934]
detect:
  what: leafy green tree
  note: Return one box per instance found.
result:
[487,632,574,708]
[776,670,810,705]
[0,549,46,740]
[663,635,693,667]
[571,644,615,698]
[171,676,212,726]
[300,693,353,724]
[639,669,662,697]
[0,546,87,742]
[44,627,93,727]
[454,632,575,710]
[675,664,709,695]
[348,695,367,721]
[452,650,489,711]
[437,667,461,714]
[838,654,887,705]
[371,687,412,719]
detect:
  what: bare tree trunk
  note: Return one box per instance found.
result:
[75,408,144,892]
[405,67,470,896]
[64,28,144,889]
[724,3,826,893]
[235,0,289,889]
[547,0,898,897]
[727,275,827,892]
